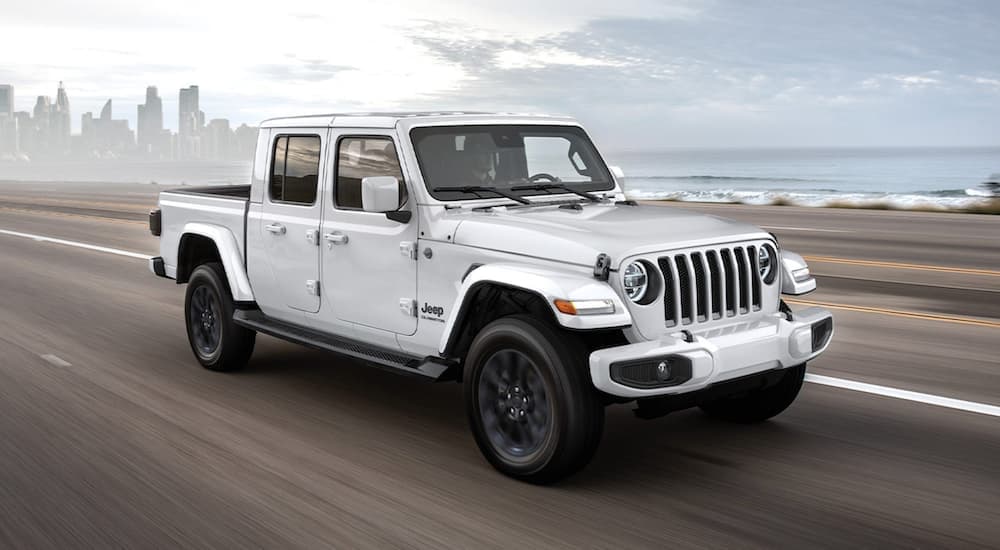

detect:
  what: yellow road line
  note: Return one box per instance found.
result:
[0,205,145,226]
[787,298,1000,329]
[804,255,1000,277]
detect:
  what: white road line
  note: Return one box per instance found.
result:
[805,374,1000,417]
[40,354,72,367]
[761,225,852,233]
[0,228,150,260]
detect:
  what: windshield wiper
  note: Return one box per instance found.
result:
[510,183,602,202]
[433,185,531,205]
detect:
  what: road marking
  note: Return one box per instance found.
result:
[805,374,1000,417]
[787,298,1000,328]
[0,229,151,260]
[40,354,72,367]
[804,255,1000,277]
[761,225,851,233]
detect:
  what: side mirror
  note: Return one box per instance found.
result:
[361,176,402,213]
[609,165,625,179]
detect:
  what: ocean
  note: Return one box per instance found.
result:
[1,147,997,207]
[605,147,1000,208]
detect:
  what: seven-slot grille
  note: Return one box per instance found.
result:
[658,245,764,327]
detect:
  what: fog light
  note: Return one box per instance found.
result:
[656,361,672,381]
[610,356,693,389]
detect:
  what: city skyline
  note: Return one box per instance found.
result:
[0,81,257,161]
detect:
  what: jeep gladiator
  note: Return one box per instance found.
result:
[149,112,833,483]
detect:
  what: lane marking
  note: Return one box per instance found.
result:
[40,354,72,368]
[804,255,1000,277]
[0,229,151,260]
[787,298,1000,329]
[761,225,851,233]
[0,205,145,225]
[805,374,1000,417]
[813,273,1000,294]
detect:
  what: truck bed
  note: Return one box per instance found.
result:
[156,185,251,279]
[164,184,251,199]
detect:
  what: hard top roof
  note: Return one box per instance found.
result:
[259,111,578,129]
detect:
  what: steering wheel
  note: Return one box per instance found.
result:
[528,173,560,183]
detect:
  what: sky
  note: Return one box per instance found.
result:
[2,0,999,148]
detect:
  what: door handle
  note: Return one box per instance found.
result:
[264,223,286,235]
[324,232,349,246]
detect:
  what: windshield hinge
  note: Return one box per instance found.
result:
[593,253,611,281]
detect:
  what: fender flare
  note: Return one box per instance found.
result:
[180,222,255,302]
[439,263,632,355]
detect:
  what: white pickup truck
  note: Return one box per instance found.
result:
[149,112,832,483]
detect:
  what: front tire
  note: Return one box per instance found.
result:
[699,364,806,423]
[184,262,255,372]
[464,315,604,484]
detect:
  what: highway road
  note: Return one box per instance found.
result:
[0,181,998,548]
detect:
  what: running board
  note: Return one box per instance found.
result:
[233,309,456,381]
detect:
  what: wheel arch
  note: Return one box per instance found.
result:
[176,223,255,303]
[439,263,632,360]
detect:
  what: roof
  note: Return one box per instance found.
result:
[259,111,578,129]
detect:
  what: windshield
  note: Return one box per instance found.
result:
[410,125,615,202]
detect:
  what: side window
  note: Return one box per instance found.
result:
[269,135,320,205]
[336,137,407,210]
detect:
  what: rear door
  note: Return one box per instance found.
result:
[257,131,325,314]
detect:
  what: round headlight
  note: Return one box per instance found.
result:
[623,262,648,302]
[758,244,777,284]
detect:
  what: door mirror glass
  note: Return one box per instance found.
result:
[361,176,402,213]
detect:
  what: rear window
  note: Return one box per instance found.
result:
[269,135,321,205]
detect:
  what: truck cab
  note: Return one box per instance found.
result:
[150,112,832,483]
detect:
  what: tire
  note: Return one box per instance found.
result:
[184,262,255,372]
[464,315,604,484]
[699,364,806,423]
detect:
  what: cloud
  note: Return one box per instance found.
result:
[1,0,998,146]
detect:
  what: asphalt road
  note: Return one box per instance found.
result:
[0,181,998,548]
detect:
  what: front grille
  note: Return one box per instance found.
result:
[661,245,763,327]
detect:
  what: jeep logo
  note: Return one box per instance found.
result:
[421,303,445,317]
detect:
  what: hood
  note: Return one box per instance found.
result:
[449,202,771,268]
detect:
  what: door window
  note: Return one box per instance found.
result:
[269,135,321,205]
[335,137,407,210]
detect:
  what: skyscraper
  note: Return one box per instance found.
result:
[51,82,71,154]
[0,85,12,117]
[137,86,163,154]
[32,95,52,153]
[178,85,203,159]
[0,85,13,154]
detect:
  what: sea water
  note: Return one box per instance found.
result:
[605,147,999,207]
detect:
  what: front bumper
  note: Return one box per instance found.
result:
[589,307,833,398]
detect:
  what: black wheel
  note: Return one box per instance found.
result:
[184,262,255,372]
[464,315,604,484]
[699,364,806,423]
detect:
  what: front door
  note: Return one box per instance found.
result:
[320,133,418,335]
[258,131,325,314]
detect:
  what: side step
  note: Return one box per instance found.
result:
[233,309,457,381]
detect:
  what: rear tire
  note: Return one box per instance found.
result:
[464,315,604,484]
[699,364,806,423]
[184,262,255,372]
